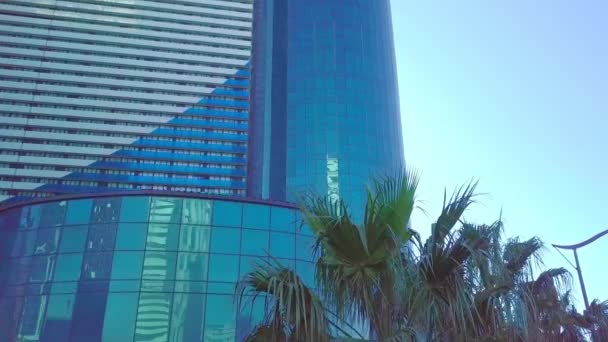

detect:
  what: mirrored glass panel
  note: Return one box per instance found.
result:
[150,197,182,224]
[242,204,270,229]
[212,201,241,227]
[211,227,241,254]
[120,196,151,223]
[65,199,93,226]
[115,223,148,251]
[178,225,210,253]
[102,292,138,342]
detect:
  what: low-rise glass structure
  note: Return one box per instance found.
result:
[0,193,314,342]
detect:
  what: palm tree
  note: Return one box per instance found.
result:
[236,172,607,341]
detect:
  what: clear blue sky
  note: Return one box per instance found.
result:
[391,0,608,308]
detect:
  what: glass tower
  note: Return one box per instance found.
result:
[248,0,405,213]
[0,0,252,204]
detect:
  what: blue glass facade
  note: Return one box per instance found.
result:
[0,193,314,342]
[248,0,404,214]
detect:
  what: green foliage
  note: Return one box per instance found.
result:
[236,172,606,342]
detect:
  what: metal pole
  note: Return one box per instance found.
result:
[572,248,590,309]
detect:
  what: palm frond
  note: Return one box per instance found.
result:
[503,237,543,276]
[236,257,330,342]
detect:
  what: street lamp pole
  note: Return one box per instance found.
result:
[553,228,608,309]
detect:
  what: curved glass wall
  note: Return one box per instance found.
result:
[249,0,404,216]
[0,194,314,342]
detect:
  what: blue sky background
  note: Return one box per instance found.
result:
[391,0,608,309]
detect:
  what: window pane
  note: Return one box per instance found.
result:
[271,233,295,259]
[170,293,205,342]
[212,201,241,227]
[111,251,144,280]
[59,225,88,253]
[236,297,265,342]
[34,227,61,255]
[42,294,75,341]
[204,295,235,342]
[40,201,67,227]
[208,254,239,282]
[241,229,269,256]
[182,198,212,225]
[6,257,30,285]
[19,205,41,230]
[102,292,138,342]
[29,255,56,284]
[65,199,93,225]
[271,207,295,232]
[175,252,208,281]
[18,295,47,339]
[142,251,177,282]
[53,253,83,282]
[120,196,150,222]
[178,225,210,252]
[91,197,122,224]
[70,292,108,341]
[296,260,315,288]
[82,252,114,280]
[240,256,265,277]
[150,197,182,224]
[146,223,179,251]
[242,204,269,229]
[134,292,173,342]
[296,235,315,261]
[86,224,117,251]
[211,227,241,254]
[11,230,37,257]
[116,223,148,250]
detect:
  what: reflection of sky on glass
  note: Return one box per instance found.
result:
[391,0,608,308]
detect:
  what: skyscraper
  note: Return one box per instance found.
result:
[248,0,404,214]
[0,1,405,341]
[0,0,252,203]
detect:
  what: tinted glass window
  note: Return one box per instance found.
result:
[11,230,37,257]
[102,292,138,342]
[34,227,61,255]
[182,198,212,225]
[86,224,117,251]
[82,252,114,280]
[240,229,269,256]
[212,201,241,227]
[135,292,173,342]
[40,201,67,227]
[271,233,295,259]
[170,293,206,342]
[296,234,315,261]
[142,251,177,282]
[70,292,108,341]
[208,254,239,282]
[210,227,241,254]
[111,251,144,280]
[150,197,182,224]
[271,207,295,232]
[42,294,75,341]
[175,252,208,281]
[91,197,121,224]
[146,223,179,251]
[120,196,150,222]
[115,223,148,251]
[54,254,83,282]
[242,204,270,229]
[204,295,235,341]
[18,295,47,338]
[29,255,56,283]
[178,225,210,253]
[65,199,93,225]
[59,225,88,253]
[19,205,41,229]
